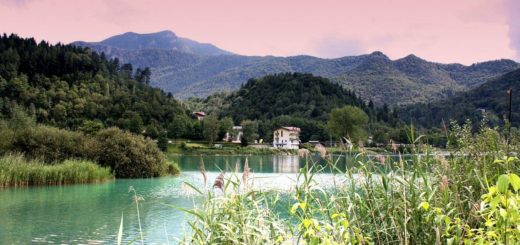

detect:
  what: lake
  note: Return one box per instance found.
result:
[0,154,375,244]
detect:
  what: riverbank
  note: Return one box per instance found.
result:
[0,154,114,187]
[167,142,298,155]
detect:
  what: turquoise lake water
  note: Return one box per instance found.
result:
[0,154,375,244]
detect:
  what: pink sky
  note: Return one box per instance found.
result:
[0,0,518,64]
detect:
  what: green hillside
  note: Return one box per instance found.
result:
[73,31,519,106]
[0,34,193,136]
[401,68,520,128]
[202,73,400,142]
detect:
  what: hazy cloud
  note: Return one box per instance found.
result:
[0,0,32,6]
[95,0,145,27]
[505,0,520,60]
[311,36,365,58]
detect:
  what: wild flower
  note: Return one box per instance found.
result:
[242,158,250,187]
[198,155,207,187]
[376,154,386,165]
[298,148,310,158]
[440,175,449,192]
[213,172,225,191]
[390,139,398,153]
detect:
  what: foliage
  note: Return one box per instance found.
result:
[218,116,233,140]
[202,115,220,146]
[222,73,368,122]
[240,120,259,146]
[95,127,169,178]
[401,68,520,129]
[11,125,98,163]
[78,34,519,105]
[179,123,520,244]
[327,105,369,142]
[167,142,297,155]
[218,73,397,142]
[0,154,113,187]
[0,34,195,138]
[178,178,290,245]
[0,113,177,178]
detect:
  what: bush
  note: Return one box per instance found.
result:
[95,127,168,178]
[166,162,180,176]
[10,125,99,163]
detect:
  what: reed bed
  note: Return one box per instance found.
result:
[179,124,520,244]
[0,154,113,187]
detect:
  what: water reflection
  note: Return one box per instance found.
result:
[272,155,300,173]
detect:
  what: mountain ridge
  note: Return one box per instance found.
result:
[72,31,519,105]
[401,68,520,128]
[72,30,232,56]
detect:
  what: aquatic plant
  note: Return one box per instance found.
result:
[179,123,520,244]
[0,154,113,187]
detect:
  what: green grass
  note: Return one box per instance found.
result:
[0,154,114,187]
[178,123,520,244]
[167,142,297,155]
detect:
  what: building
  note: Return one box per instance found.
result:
[224,126,243,143]
[193,111,206,121]
[273,127,301,149]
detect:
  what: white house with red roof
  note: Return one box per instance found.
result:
[273,126,301,149]
[193,111,206,121]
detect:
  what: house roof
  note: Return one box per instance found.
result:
[277,126,301,132]
[193,111,206,116]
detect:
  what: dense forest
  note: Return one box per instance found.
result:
[0,34,200,139]
[401,68,520,129]
[189,73,405,143]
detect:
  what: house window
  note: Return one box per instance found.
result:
[281,130,283,137]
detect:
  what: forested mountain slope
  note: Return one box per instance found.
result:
[0,33,194,136]
[401,68,520,128]
[74,31,519,105]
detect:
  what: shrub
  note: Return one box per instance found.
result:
[95,127,168,178]
[10,125,99,163]
[166,162,180,176]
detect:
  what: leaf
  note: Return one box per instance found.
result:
[509,174,520,192]
[497,174,510,194]
[507,156,518,163]
[419,201,430,211]
[303,219,312,229]
[290,203,300,214]
[493,159,505,164]
[499,208,507,218]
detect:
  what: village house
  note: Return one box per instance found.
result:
[223,126,243,143]
[193,111,206,121]
[273,126,301,149]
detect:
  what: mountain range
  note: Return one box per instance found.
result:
[401,67,520,128]
[73,30,520,106]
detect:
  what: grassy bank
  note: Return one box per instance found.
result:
[167,142,297,155]
[0,154,113,187]
[179,124,520,244]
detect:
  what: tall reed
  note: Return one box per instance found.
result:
[179,123,520,244]
[0,154,113,187]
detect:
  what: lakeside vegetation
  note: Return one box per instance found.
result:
[0,110,179,184]
[0,34,184,184]
[0,154,113,187]
[177,122,520,244]
[166,141,297,155]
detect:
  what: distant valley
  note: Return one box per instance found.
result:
[73,31,520,106]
